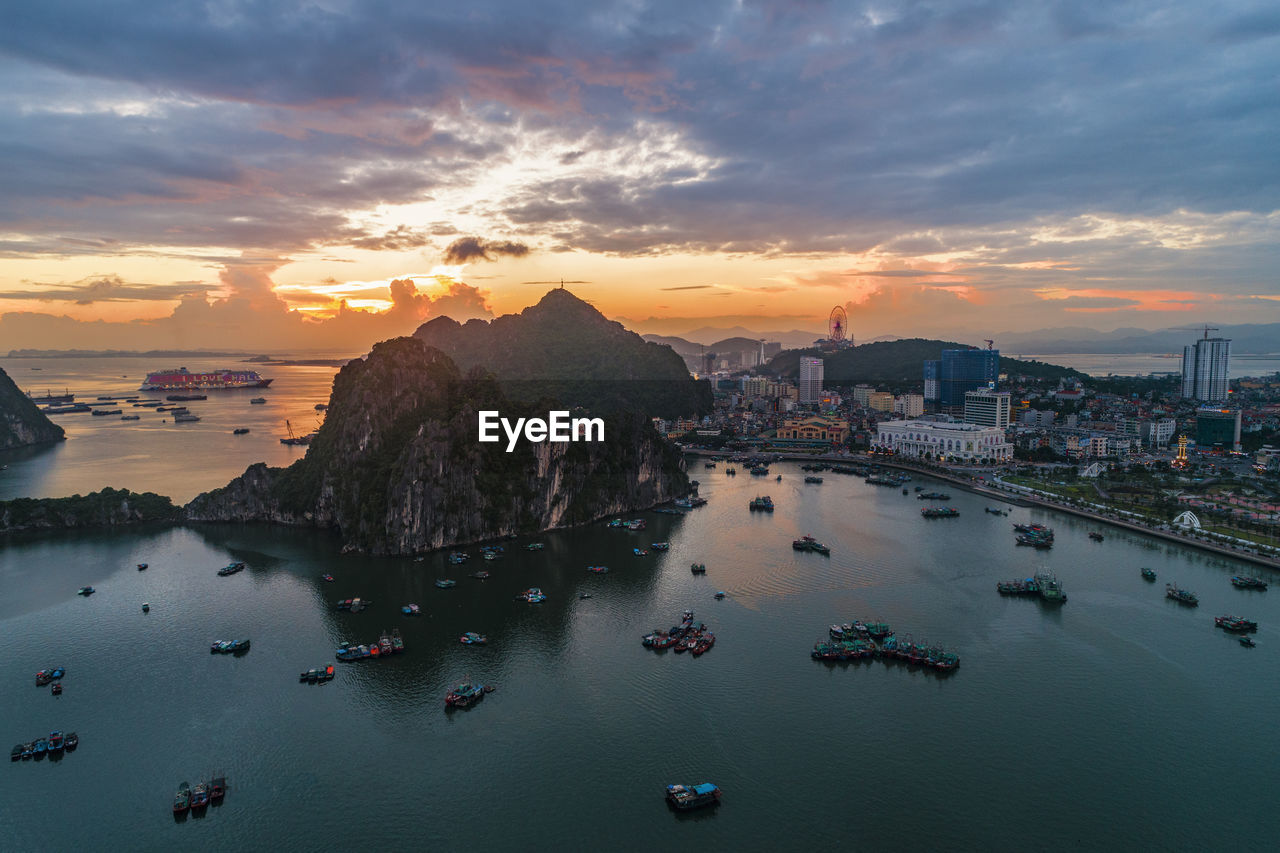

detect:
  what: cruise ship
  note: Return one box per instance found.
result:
[139,367,272,391]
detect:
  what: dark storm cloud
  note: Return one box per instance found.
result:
[0,0,1276,288]
[443,237,531,264]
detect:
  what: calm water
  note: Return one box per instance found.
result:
[2,461,1278,851]
[1018,352,1280,378]
[0,357,343,502]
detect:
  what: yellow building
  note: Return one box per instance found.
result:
[777,416,849,443]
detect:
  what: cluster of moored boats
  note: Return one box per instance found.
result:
[299,664,335,683]
[12,731,79,761]
[641,610,716,656]
[814,621,960,671]
[35,667,66,687]
[666,782,721,810]
[516,587,547,603]
[335,597,373,612]
[997,571,1068,603]
[607,517,649,529]
[335,629,404,660]
[792,535,830,555]
[1013,523,1054,549]
[921,506,959,518]
[209,639,251,654]
[749,495,775,511]
[173,775,226,813]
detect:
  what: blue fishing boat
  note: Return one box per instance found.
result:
[460,632,488,645]
[77,587,95,596]
[435,579,457,588]
[665,783,721,810]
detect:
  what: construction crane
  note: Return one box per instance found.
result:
[984,339,994,350]
[1173,325,1220,340]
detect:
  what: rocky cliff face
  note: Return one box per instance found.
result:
[186,337,689,554]
[0,367,65,449]
[414,288,712,417]
[0,488,179,533]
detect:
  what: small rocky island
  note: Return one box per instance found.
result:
[187,294,696,554]
[0,366,65,450]
[0,488,179,533]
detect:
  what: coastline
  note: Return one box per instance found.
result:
[684,448,1280,571]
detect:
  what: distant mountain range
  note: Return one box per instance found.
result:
[987,323,1280,356]
[642,327,824,350]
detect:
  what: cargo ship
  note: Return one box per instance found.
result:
[139,367,272,391]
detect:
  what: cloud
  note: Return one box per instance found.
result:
[443,237,532,264]
[660,284,715,291]
[349,225,434,252]
[0,274,206,304]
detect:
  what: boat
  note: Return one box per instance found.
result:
[91,408,123,416]
[1214,615,1258,632]
[1240,636,1256,647]
[250,397,267,404]
[48,731,64,751]
[11,744,23,761]
[921,507,959,518]
[651,542,670,551]
[335,597,372,611]
[435,579,456,588]
[665,783,721,810]
[120,414,140,420]
[191,780,211,809]
[1141,568,1157,581]
[525,542,545,551]
[579,593,592,599]
[587,565,609,573]
[391,629,404,652]
[51,683,63,695]
[1166,583,1198,606]
[1231,576,1268,590]
[142,602,150,612]
[1016,534,1053,548]
[725,467,736,475]
[137,563,148,570]
[233,427,250,434]
[33,738,48,756]
[321,574,334,582]
[173,781,192,813]
[1089,532,1104,541]
[445,681,493,708]
[749,495,775,511]
[401,603,421,615]
[471,570,490,579]
[449,552,470,564]
[714,591,726,600]
[77,586,95,596]
[483,551,499,561]
[217,561,246,576]
[985,507,1005,515]
[141,368,272,391]
[792,535,831,555]
[173,413,201,423]
[917,492,950,500]
[460,632,488,645]
[63,732,77,750]
[690,562,707,574]
[517,587,546,603]
[1036,571,1067,603]
[210,638,251,654]
[210,776,226,800]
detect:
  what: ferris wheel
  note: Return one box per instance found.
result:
[828,306,848,342]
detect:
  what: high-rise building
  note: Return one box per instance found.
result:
[1196,408,1241,451]
[798,357,824,403]
[963,390,1011,429]
[894,394,924,417]
[867,391,895,412]
[924,349,999,407]
[1181,336,1231,402]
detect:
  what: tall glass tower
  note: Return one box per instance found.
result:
[1180,337,1230,402]
[924,349,999,406]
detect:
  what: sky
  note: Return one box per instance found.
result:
[1,0,1277,352]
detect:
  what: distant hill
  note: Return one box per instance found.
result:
[994,323,1280,355]
[766,339,1087,383]
[0,366,65,449]
[638,325,822,349]
[415,289,711,417]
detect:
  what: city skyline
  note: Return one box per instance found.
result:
[1,2,1278,351]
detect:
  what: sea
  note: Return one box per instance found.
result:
[1016,352,1280,379]
[2,357,1279,851]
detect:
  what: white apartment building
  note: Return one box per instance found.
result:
[963,389,1011,429]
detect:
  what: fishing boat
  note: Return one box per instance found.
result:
[401,603,421,615]
[445,681,493,708]
[587,565,609,573]
[1016,534,1053,548]
[525,542,545,551]
[211,776,226,800]
[921,507,959,518]
[391,629,404,652]
[633,548,649,556]
[1089,532,1104,541]
[651,542,670,551]
[191,780,211,809]
[749,495,774,511]
[32,738,48,757]
[250,397,267,404]
[77,587,95,596]
[1166,583,1198,605]
[137,563,149,570]
[48,731,64,751]
[714,591,726,600]
[435,579,457,588]
[917,492,950,500]
[449,552,470,564]
[173,781,192,813]
[216,561,247,576]
[460,632,488,645]
[1240,636,1256,647]
[321,574,334,582]
[517,587,547,603]
[805,476,824,484]
[11,744,23,761]
[471,570,491,579]
[51,683,63,695]
[1214,615,1258,632]
[210,638,251,654]
[1231,576,1268,590]
[233,427,250,434]
[690,562,707,574]
[985,507,1005,515]
[1036,572,1067,603]
[579,593,592,599]
[665,783,722,810]
[792,535,830,555]
[1141,568,1157,581]
[63,732,78,750]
